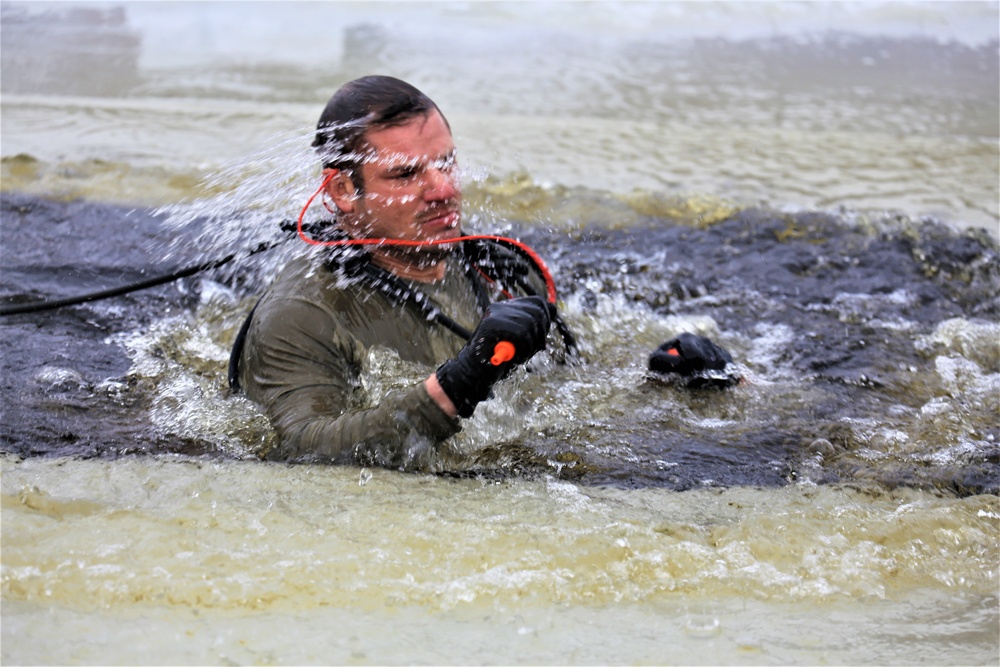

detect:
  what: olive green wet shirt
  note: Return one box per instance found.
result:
[239,253,490,467]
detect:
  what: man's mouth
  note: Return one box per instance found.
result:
[422,209,460,231]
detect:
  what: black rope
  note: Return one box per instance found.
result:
[0,241,278,317]
[512,274,579,358]
[361,260,476,340]
[4,221,580,386]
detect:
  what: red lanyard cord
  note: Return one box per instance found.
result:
[297,174,559,306]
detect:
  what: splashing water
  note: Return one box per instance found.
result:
[153,125,325,288]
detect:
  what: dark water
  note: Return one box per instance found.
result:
[528,210,999,494]
[2,191,997,495]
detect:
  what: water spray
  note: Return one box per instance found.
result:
[295,172,562,366]
[2,175,565,376]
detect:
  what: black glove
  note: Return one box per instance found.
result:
[648,332,739,388]
[436,296,553,417]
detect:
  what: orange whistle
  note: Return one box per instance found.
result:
[490,341,516,366]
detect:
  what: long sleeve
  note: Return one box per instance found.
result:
[240,289,462,467]
[236,244,554,469]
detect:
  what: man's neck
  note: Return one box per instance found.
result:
[369,249,448,283]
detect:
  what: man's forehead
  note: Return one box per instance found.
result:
[361,112,454,162]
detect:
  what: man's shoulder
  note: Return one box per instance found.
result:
[264,254,364,296]
[253,256,365,320]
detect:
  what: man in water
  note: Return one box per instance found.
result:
[233,75,735,468]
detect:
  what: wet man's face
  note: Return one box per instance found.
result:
[328,110,462,247]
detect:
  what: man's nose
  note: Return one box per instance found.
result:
[424,166,458,201]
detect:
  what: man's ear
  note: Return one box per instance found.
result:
[323,168,358,214]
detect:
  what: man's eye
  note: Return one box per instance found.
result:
[436,154,457,171]
[392,167,418,179]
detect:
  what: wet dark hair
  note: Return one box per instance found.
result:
[312,75,448,192]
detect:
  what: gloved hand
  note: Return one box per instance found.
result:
[436,296,553,417]
[648,332,739,388]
